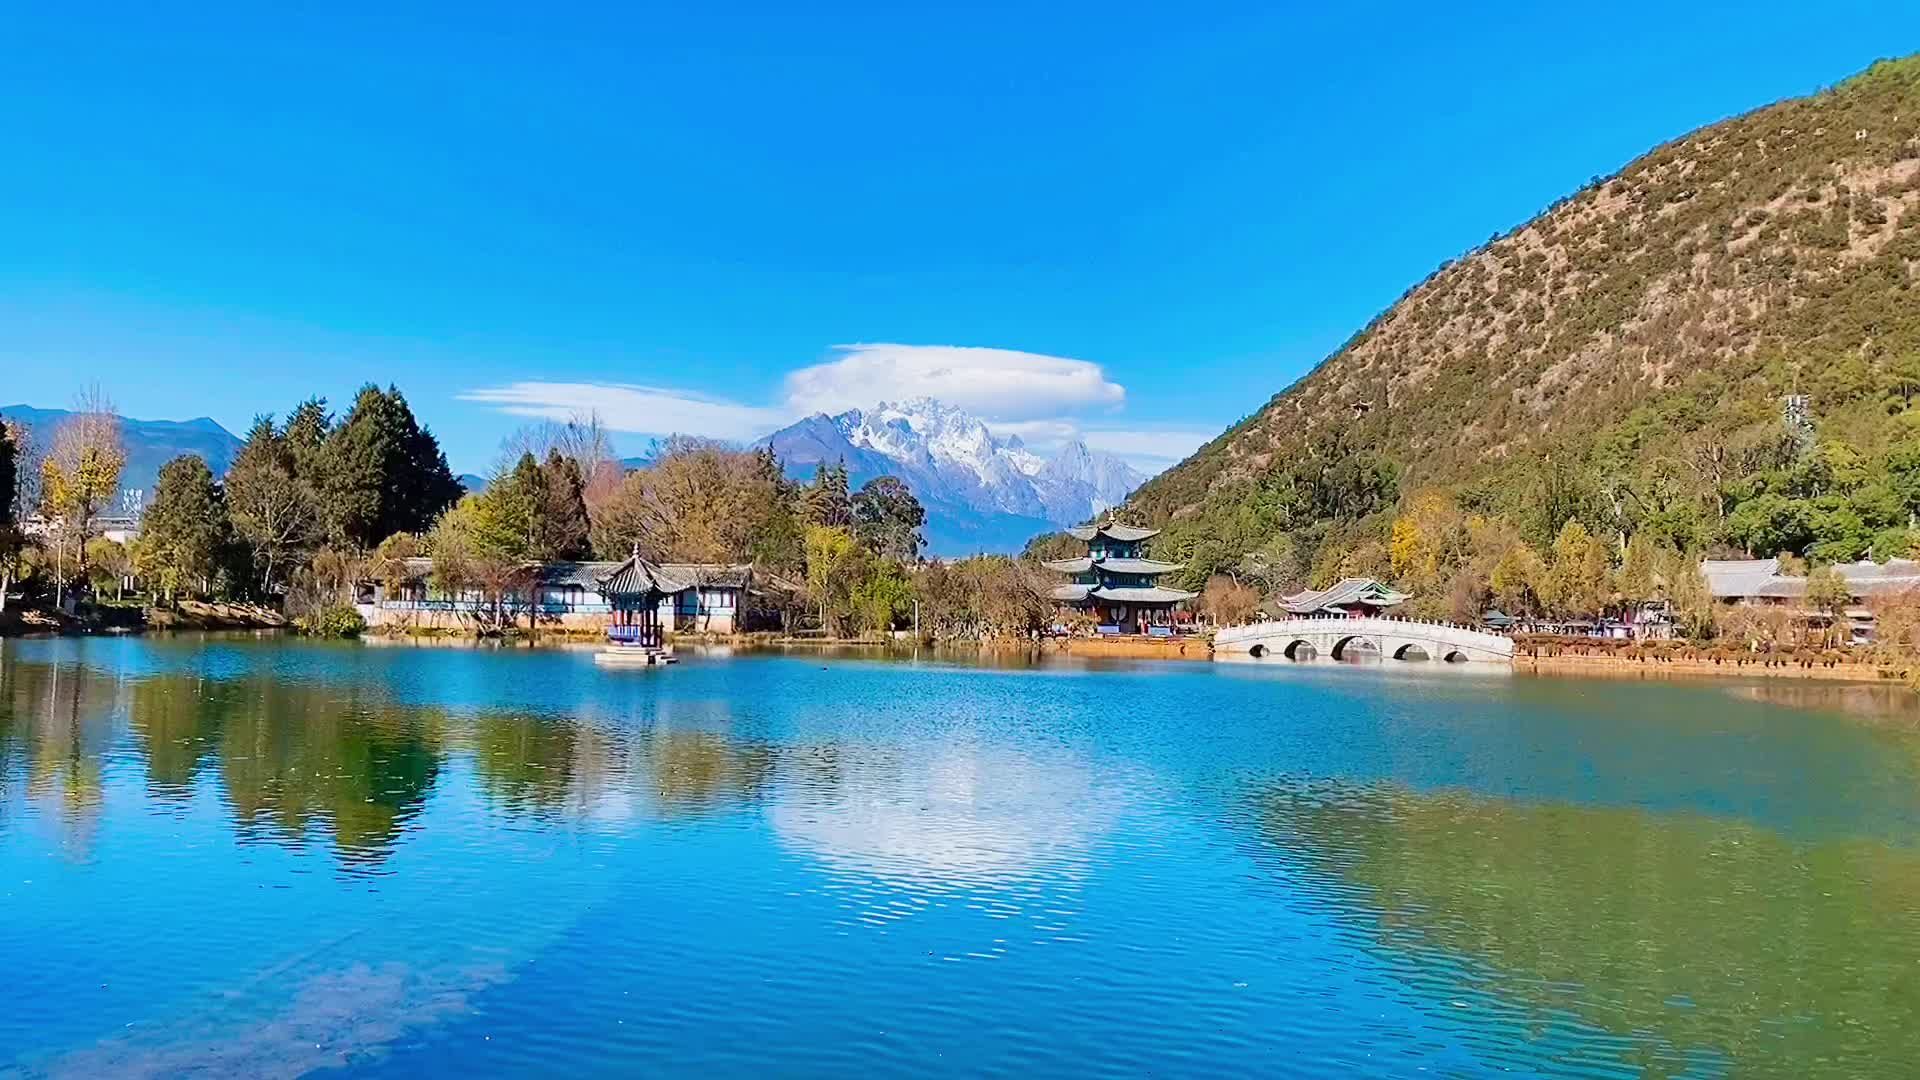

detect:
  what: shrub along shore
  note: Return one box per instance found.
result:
[1513,634,1903,682]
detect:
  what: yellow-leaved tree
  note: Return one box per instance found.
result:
[38,388,125,607]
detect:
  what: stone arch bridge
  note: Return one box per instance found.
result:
[1213,616,1515,665]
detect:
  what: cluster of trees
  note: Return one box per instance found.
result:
[0,385,457,625]
[1156,488,1715,633]
[1,387,1062,640]
[141,385,462,614]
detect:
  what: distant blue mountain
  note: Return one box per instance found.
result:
[0,404,243,508]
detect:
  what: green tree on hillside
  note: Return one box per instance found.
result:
[1545,521,1612,620]
[1615,532,1660,604]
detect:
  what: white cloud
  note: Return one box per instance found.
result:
[458,381,786,443]
[783,343,1124,421]
[459,346,1213,474]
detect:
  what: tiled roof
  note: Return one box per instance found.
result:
[1836,558,1920,594]
[374,556,752,594]
[661,563,754,589]
[539,561,623,588]
[1042,555,1182,576]
[1051,584,1094,602]
[1701,558,1783,598]
[1089,585,1196,603]
[1700,558,1920,601]
[596,555,690,597]
[1063,523,1160,543]
[1095,557,1182,575]
[1280,577,1411,614]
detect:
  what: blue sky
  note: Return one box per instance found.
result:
[4,3,1917,475]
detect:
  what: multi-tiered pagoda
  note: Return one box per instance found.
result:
[1045,522,1196,633]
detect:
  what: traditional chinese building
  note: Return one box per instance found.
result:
[1045,522,1196,633]
[354,557,757,634]
[1278,578,1410,617]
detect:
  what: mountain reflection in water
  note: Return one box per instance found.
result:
[1257,780,1920,1074]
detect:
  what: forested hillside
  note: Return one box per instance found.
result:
[1132,56,1920,614]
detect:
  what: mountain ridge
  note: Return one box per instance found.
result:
[0,404,244,510]
[760,397,1146,555]
[1126,54,1920,578]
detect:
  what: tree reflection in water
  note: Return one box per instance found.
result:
[1258,781,1920,1075]
[468,703,772,822]
[0,657,116,853]
[3,652,780,870]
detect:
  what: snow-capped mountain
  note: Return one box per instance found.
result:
[760,398,1147,555]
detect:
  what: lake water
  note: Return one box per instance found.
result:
[3,636,1919,1078]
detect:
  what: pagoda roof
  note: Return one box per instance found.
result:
[1064,522,1160,544]
[1051,584,1094,603]
[596,554,693,598]
[1089,585,1196,604]
[1041,555,1183,576]
[1280,578,1410,614]
[1097,557,1182,575]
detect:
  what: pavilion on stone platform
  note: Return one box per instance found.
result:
[1044,522,1197,634]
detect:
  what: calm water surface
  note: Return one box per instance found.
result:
[3,636,1919,1077]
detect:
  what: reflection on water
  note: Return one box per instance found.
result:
[1726,679,1920,725]
[1259,781,1920,1075]
[6,636,1920,1076]
[773,743,1112,887]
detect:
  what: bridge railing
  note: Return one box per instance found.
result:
[1213,614,1515,656]
[1215,613,1508,634]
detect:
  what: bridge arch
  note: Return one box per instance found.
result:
[1248,643,1267,659]
[1393,643,1430,661]
[1443,650,1469,663]
[1284,639,1316,661]
[1332,635,1380,662]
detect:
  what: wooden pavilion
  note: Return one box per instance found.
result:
[594,553,692,651]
